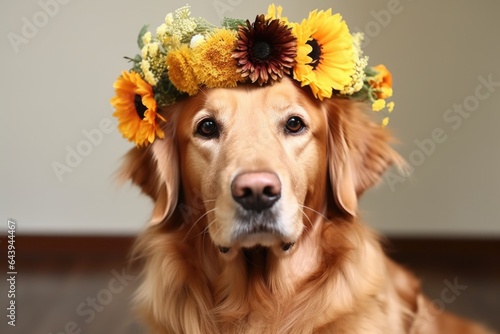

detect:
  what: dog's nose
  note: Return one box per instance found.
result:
[231,172,281,212]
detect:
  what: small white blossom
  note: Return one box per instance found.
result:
[142,43,160,59]
[175,5,191,19]
[140,60,157,86]
[149,43,159,56]
[341,32,368,95]
[156,23,167,37]
[142,31,152,45]
[165,13,174,25]
[141,45,148,59]
[158,5,197,43]
[190,34,205,48]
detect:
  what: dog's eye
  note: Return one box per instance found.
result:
[197,118,219,138]
[285,116,305,134]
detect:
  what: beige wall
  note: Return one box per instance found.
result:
[1,0,499,235]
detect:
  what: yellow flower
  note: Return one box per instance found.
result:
[372,98,386,112]
[387,101,395,113]
[293,9,355,100]
[291,22,313,86]
[193,29,243,88]
[166,45,199,95]
[382,116,390,127]
[379,87,393,99]
[266,4,290,26]
[110,71,165,146]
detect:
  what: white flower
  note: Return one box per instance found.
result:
[142,31,152,45]
[175,5,191,19]
[140,60,157,86]
[141,45,148,58]
[158,5,197,42]
[149,43,159,56]
[341,32,368,95]
[190,34,205,48]
[144,71,157,86]
[142,42,160,58]
[156,23,167,38]
[165,13,174,25]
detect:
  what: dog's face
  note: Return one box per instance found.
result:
[123,76,399,257]
[175,78,328,254]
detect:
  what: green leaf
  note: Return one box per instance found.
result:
[221,17,246,30]
[137,24,150,49]
[364,66,379,78]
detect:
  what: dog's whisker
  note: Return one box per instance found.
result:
[298,206,313,230]
[299,204,332,224]
[182,208,217,242]
[195,216,218,239]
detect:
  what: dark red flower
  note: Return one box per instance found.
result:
[233,15,297,85]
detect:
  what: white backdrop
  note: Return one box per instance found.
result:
[1,0,499,236]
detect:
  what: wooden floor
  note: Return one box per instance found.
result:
[1,236,499,333]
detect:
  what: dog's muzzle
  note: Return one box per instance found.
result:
[218,172,294,254]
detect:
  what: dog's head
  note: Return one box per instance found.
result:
[121,76,400,257]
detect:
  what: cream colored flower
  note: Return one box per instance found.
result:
[156,5,197,50]
[140,42,167,86]
[140,60,156,85]
[190,34,205,48]
[142,31,152,45]
[165,13,174,25]
[341,32,368,95]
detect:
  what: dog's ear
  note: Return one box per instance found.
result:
[118,124,179,225]
[324,98,403,216]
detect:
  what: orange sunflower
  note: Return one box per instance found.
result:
[293,9,355,100]
[371,64,393,99]
[110,71,165,146]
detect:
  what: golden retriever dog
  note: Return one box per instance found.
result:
[122,77,493,333]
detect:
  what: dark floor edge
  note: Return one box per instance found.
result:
[3,235,499,259]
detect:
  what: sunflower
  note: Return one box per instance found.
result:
[233,14,297,85]
[291,22,313,85]
[110,71,165,146]
[293,9,356,100]
[265,4,290,26]
[192,29,244,89]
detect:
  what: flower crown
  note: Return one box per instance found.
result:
[111,4,395,146]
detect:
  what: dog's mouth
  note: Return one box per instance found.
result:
[217,209,297,254]
[218,239,296,254]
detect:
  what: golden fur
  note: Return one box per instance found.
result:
[122,77,493,333]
